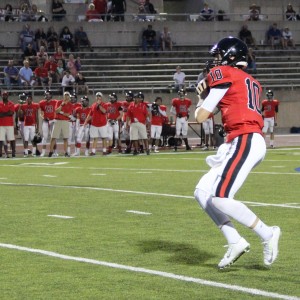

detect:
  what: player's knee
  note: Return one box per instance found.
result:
[194,188,210,209]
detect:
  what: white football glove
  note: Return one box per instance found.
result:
[196,78,208,96]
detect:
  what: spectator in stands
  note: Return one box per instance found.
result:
[75,72,89,95]
[4,4,15,22]
[52,0,66,21]
[44,56,58,84]
[56,59,65,83]
[67,54,81,77]
[144,0,157,14]
[267,23,283,49]
[173,66,185,91]
[160,26,173,51]
[248,3,260,21]
[47,26,59,52]
[19,3,32,22]
[3,60,20,90]
[282,27,296,49]
[54,46,66,66]
[238,24,257,48]
[199,3,214,21]
[30,4,40,21]
[35,28,47,51]
[61,70,75,94]
[142,24,158,54]
[93,0,107,21]
[19,24,36,51]
[35,61,52,90]
[22,43,37,69]
[111,0,126,22]
[285,4,299,21]
[86,3,102,22]
[36,46,49,65]
[75,27,93,52]
[59,26,75,52]
[19,60,36,89]
[135,4,147,21]
[246,48,257,74]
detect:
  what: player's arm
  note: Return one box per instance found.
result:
[195,87,228,123]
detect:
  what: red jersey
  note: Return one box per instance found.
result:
[127,102,149,124]
[55,100,74,121]
[107,101,122,120]
[93,0,107,14]
[44,61,58,73]
[39,99,58,120]
[70,103,82,121]
[20,103,39,126]
[0,101,15,126]
[261,99,279,118]
[34,66,48,78]
[171,98,192,117]
[207,65,263,142]
[151,105,167,126]
[75,106,91,125]
[89,102,109,127]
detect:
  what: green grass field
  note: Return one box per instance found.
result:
[0,148,299,300]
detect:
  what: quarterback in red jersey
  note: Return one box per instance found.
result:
[84,92,109,155]
[194,37,280,269]
[18,93,40,157]
[0,91,16,157]
[106,92,123,153]
[170,89,192,151]
[73,96,91,156]
[149,96,167,153]
[261,89,280,148]
[39,90,58,156]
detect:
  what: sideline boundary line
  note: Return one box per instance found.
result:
[0,243,298,300]
[0,182,299,209]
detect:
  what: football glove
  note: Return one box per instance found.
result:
[196,78,208,95]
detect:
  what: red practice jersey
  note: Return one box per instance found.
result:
[75,106,91,125]
[127,102,149,124]
[39,99,58,120]
[171,98,192,117]
[0,101,15,126]
[89,102,109,127]
[207,65,263,142]
[55,100,74,121]
[107,101,123,120]
[261,99,279,118]
[151,105,167,126]
[20,103,40,126]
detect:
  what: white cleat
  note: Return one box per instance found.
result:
[218,237,250,269]
[263,226,281,266]
[85,150,89,156]
[40,152,45,157]
[72,152,79,157]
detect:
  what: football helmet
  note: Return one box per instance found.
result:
[210,37,248,67]
[70,93,77,103]
[266,89,273,99]
[178,88,186,99]
[109,92,118,102]
[81,96,89,107]
[96,92,103,98]
[44,89,52,100]
[18,92,27,104]
[134,92,144,100]
[32,132,42,144]
[125,91,134,102]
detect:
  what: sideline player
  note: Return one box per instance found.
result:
[39,90,58,157]
[261,90,280,148]
[194,37,281,269]
[170,89,192,151]
[202,112,215,150]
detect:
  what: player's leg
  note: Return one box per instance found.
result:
[181,119,191,150]
[211,133,280,267]
[269,117,275,148]
[23,126,30,157]
[41,120,49,156]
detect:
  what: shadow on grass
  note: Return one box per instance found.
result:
[137,240,216,265]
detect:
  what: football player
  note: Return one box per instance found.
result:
[149,96,167,153]
[202,112,216,150]
[121,91,134,153]
[73,96,91,156]
[18,92,40,157]
[261,90,280,148]
[14,93,26,154]
[106,92,123,154]
[83,92,109,156]
[39,90,58,157]
[194,37,280,269]
[170,89,192,151]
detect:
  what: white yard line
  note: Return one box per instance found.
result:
[0,243,298,300]
[126,210,152,215]
[0,182,299,210]
[47,215,74,219]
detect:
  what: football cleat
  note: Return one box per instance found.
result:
[262,226,281,266]
[218,237,250,269]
